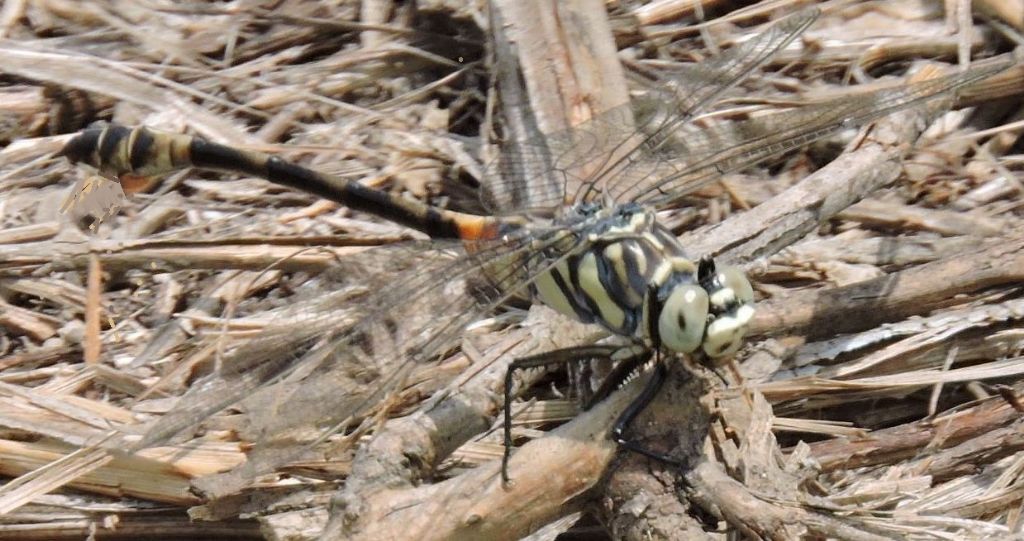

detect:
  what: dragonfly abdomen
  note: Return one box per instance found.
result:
[60,123,193,179]
[60,124,503,241]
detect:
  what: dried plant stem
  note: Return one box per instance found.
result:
[807,379,1024,476]
[750,233,1024,339]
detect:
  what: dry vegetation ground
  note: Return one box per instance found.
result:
[1,0,1024,539]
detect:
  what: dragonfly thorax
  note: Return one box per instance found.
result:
[532,205,755,358]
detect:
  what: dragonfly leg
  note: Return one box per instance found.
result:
[610,359,687,468]
[502,344,685,485]
[502,345,621,485]
[583,346,653,410]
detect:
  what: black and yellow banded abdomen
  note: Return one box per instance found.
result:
[61,123,502,241]
[61,124,193,179]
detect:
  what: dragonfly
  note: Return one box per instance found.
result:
[59,8,1013,490]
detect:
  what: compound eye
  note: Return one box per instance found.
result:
[658,285,708,353]
[702,304,755,358]
[717,265,754,304]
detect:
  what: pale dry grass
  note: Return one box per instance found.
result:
[0,1,1023,540]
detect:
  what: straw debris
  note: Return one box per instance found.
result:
[1,1,1023,539]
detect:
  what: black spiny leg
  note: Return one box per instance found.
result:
[502,345,622,485]
[583,346,652,410]
[607,282,688,467]
[610,357,685,467]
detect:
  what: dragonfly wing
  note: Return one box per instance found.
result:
[608,59,1014,207]
[132,227,584,497]
[480,9,820,216]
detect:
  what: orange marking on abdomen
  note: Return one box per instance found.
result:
[457,217,502,242]
[119,174,157,195]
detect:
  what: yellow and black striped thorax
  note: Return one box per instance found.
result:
[531,204,755,357]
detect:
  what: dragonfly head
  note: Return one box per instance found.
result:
[697,258,755,358]
[656,258,754,358]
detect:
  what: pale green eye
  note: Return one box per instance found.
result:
[702,265,755,357]
[718,265,754,304]
[658,285,708,353]
[702,304,756,358]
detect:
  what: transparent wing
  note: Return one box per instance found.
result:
[130,225,585,496]
[480,8,819,215]
[613,59,1015,207]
